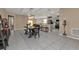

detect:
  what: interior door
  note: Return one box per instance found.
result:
[8,15,14,30]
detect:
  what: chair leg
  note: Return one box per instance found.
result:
[2,40,6,50]
[34,33,37,39]
[3,45,6,50]
[38,32,40,38]
[5,39,9,46]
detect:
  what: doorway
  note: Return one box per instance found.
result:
[8,15,14,33]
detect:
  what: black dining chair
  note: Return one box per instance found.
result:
[33,27,40,39]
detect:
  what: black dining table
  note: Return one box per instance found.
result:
[24,25,40,38]
[24,26,36,38]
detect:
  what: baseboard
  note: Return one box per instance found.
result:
[59,33,79,40]
[67,35,79,40]
[14,28,24,31]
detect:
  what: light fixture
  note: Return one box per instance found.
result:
[28,20,33,26]
[43,19,47,24]
[28,15,34,19]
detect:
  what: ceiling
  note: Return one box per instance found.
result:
[5,8,60,18]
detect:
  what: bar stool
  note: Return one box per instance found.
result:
[0,31,6,50]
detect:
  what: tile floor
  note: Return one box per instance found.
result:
[6,30,79,50]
